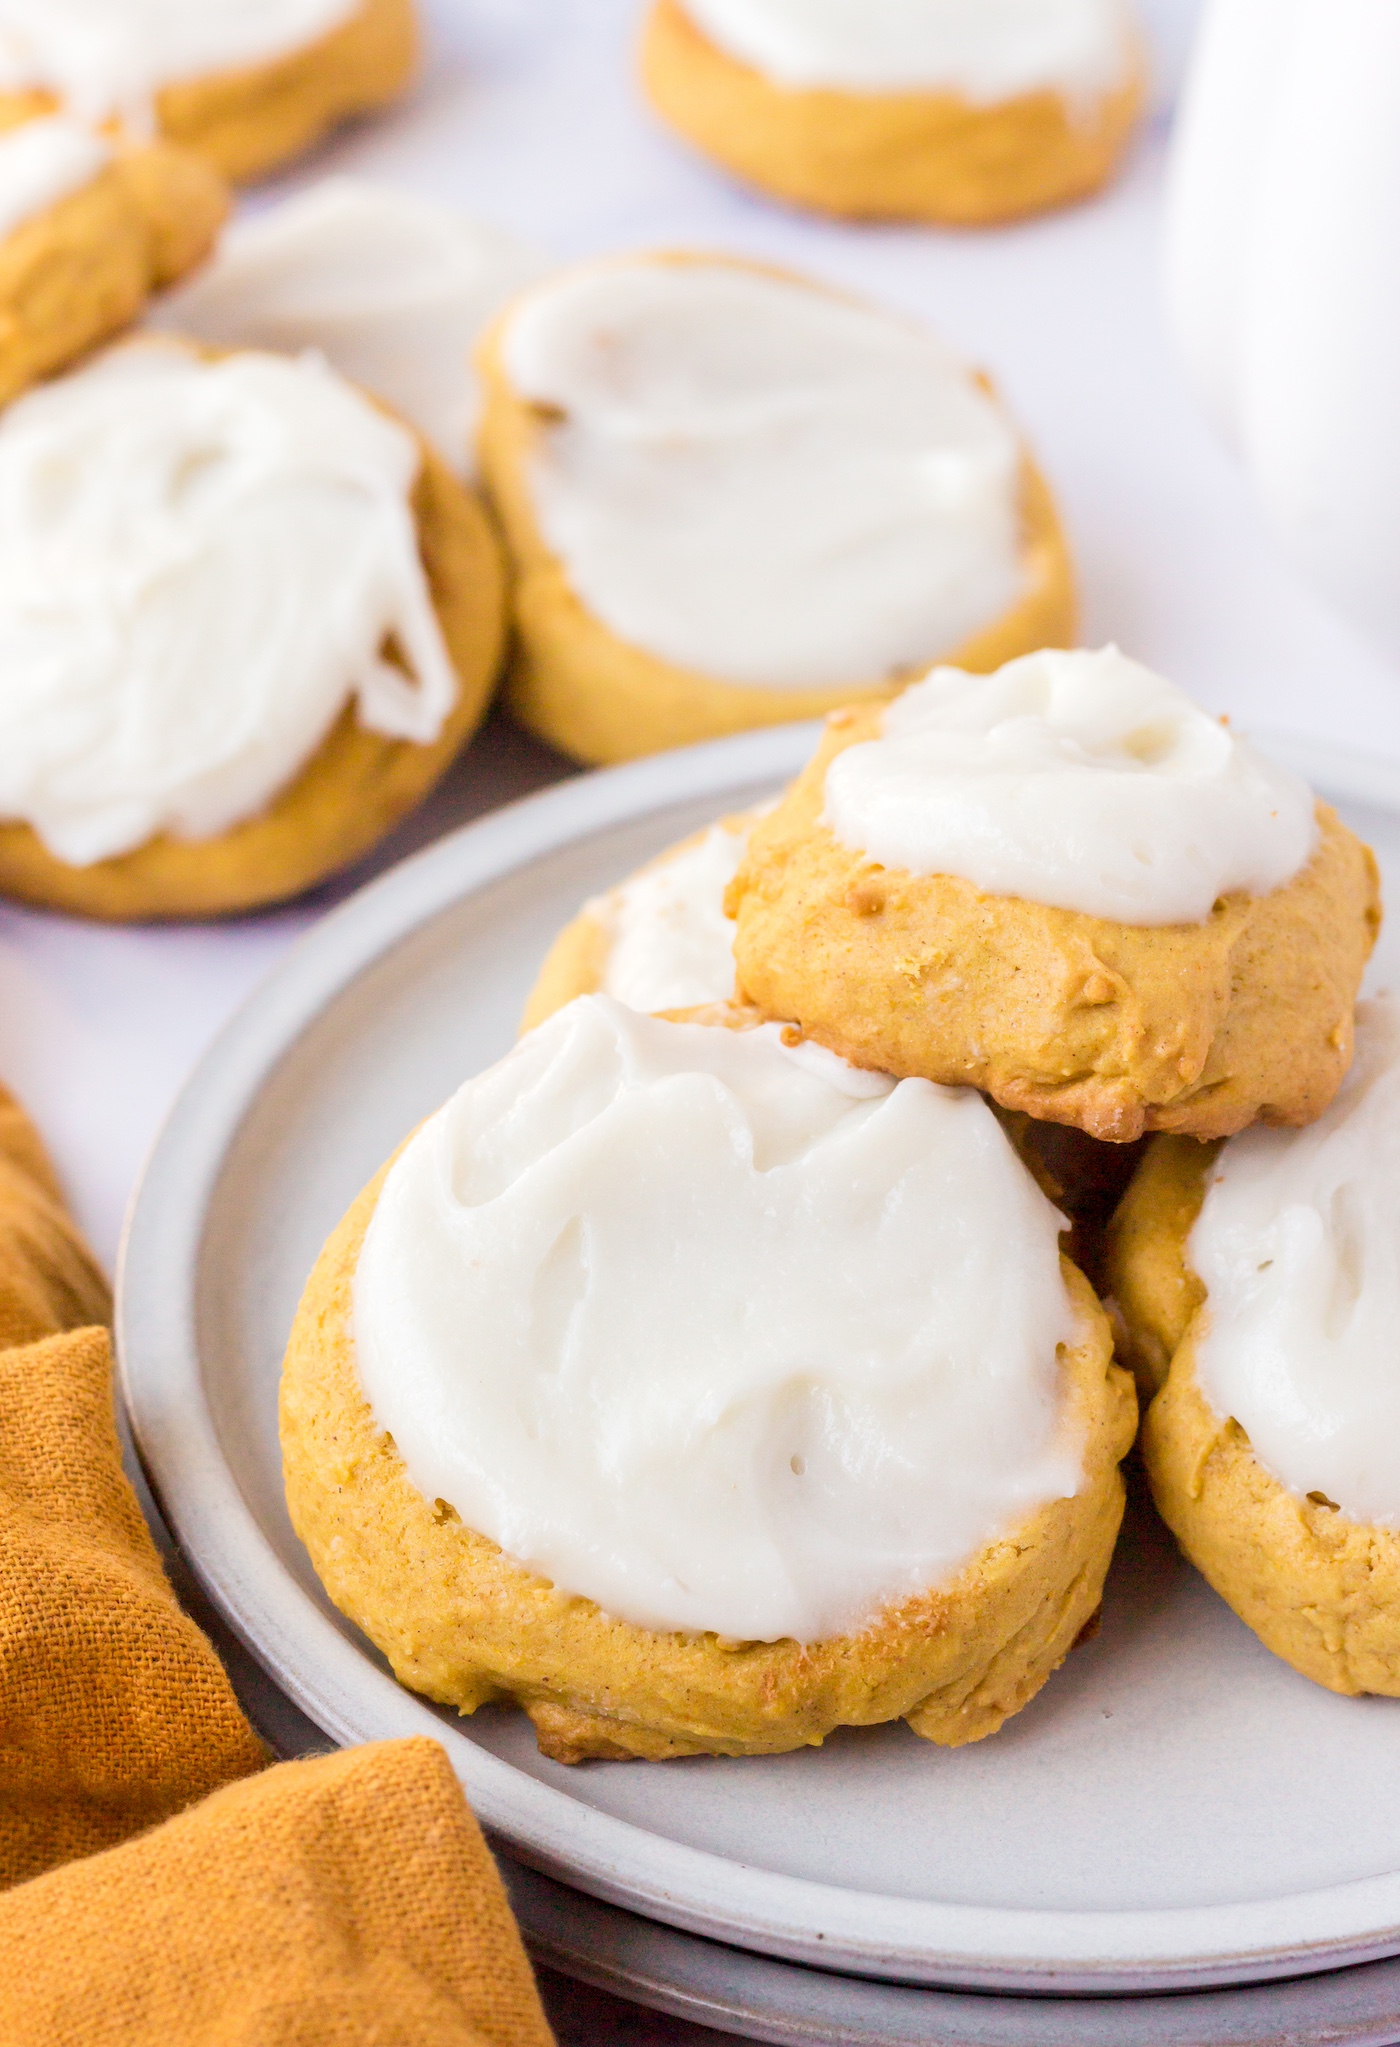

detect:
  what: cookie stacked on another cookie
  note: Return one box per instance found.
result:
[713,637,1397,1703]
[727,645,1380,1144]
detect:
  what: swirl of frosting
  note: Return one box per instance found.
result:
[821,646,1317,925]
[499,258,1027,690]
[0,0,357,129]
[352,994,1084,1643]
[1191,997,1400,1526]
[0,338,457,867]
[677,0,1138,103]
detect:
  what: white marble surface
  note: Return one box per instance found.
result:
[4,0,1398,1283]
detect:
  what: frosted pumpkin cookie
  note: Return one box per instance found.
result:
[1111,999,1400,1697]
[729,646,1380,1144]
[0,336,505,922]
[0,0,416,185]
[0,111,226,405]
[152,178,547,479]
[477,253,1075,765]
[282,994,1136,1762]
[640,0,1146,228]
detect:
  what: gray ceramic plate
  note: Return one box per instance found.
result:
[504,1856,1400,2047]
[118,723,1400,1998]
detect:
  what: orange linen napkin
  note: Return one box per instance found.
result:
[0,1322,269,1886]
[0,1083,110,1349]
[0,1078,266,1885]
[0,1081,556,2045]
[0,1738,557,2047]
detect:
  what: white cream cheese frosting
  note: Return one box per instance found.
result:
[821,645,1317,926]
[0,113,110,243]
[499,259,1027,691]
[152,179,549,480]
[592,818,748,1013]
[1190,997,1400,1527]
[0,337,457,867]
[0,0,357,130]
[353,995,1085,1642]
[678,0,1138,105]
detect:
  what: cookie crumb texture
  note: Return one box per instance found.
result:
[281,1169,1136,1762]
[640,0,1145,227]
[729,707,1380,1143]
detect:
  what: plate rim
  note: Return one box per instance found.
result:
[117,719,1400,1997]
[505,1855,1400,2047]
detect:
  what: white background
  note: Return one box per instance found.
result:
[4,0,1398,1270]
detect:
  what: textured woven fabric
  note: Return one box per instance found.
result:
[0,1739,557,2047]
[0,1084,555,2046]
[0,1084,110,1350]
[0,1081,265,1883]
[0,1322,269,1885]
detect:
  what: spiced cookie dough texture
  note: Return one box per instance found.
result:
[1111,1000,1400,1697]
[282,996,1136,1762]
[477,253,1075,764]
[0,110,227,405]
[641,0,1146,227]
[729,646,1380,1143]
[0,337,505,921]
[0,0,417,184]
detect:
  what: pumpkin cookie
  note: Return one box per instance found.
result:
[0,0,417,185]
[477,252,1074,765]
[729,646,1380,1143]
[1110,1000,1400,1697]
[0,110,227,405]
[282,995,1136,1761]
[0,336,505,921]
[641,0,1146,227]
